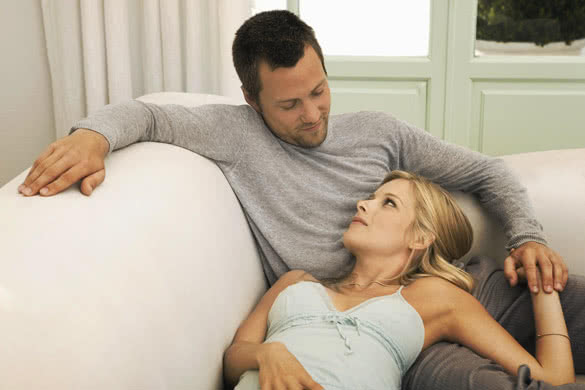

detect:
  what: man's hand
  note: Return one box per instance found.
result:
[18,129,109,197]
[504,241,568,294]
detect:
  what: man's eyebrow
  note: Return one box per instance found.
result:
[311,79,326,92]
[276,79,327,104]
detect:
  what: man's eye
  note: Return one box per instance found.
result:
[282,103,296,110]
[312,90,323,96]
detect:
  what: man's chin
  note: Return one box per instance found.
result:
[298,122,328,148]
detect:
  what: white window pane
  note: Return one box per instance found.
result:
[300,1,430,57]
[252,0,287,15]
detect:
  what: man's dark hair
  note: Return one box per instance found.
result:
[232,10,327,104]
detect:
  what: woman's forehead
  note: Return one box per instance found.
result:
[376,179,412,196]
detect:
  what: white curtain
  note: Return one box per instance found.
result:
[41,0,251,138]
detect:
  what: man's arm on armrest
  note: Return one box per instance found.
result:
[19,100,253,197]
[19,99,156,197]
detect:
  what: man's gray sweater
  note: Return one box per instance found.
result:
[72,101,546,285]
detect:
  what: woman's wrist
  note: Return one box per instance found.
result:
[256,342,285,366]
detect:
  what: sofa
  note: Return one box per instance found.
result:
[0,92,583,388]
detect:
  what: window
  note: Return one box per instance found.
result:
[252,1,431,57]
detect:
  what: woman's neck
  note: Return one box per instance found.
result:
[336,253,408,291]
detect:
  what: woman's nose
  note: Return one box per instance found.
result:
[357,199,367,212]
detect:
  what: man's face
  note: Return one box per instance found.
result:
[245,45,331,148]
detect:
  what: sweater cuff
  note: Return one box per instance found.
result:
[505,234,548,252]
[69,124,115,155]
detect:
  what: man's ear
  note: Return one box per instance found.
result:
[242,87,261,113]
[409,233,435,250]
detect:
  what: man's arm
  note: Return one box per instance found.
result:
[388,115,567,293]
[19,100,255,197]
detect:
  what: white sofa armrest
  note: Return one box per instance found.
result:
[0,141,266,389]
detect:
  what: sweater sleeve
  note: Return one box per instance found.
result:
[70,100,258,167]
[389,116,547,250]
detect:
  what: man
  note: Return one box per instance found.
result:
[18,10,583,389]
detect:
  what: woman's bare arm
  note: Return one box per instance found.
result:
[441,279,574,385]
[223,270,323,389]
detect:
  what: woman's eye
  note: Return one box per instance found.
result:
[312,90,323,96]
[384,198,396,207]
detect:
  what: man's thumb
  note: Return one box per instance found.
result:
[80,169,105,196]
[503,255,518,286]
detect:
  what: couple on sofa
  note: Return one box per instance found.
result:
[18,10,584,390]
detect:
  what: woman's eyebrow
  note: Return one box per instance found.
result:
[370,192,403,205]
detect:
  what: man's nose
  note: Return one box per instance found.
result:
[302,101,321,124]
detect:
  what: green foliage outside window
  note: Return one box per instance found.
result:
[476,0,585,46]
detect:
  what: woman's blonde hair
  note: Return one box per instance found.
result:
[384,170,474,292]
[325,170,475,293]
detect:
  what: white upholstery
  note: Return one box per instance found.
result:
[0,92,583,388]
[457,148,585,276]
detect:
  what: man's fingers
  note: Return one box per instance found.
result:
[22,148,62,190]
[561,262,569,290]
[27,153,76,196]
[503,255,518,287]
[22,151,71,196]
[80,169,105,196]
[22,144,56,184]
[552,252,568,291]
[39,164,91,196]
[523,263,540,293]
[537,257,554,293]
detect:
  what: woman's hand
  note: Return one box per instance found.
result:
[257,342,324,390]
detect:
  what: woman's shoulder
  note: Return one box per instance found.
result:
[276,270,319,286]
[403,276,473,313]
[407,275,460,292]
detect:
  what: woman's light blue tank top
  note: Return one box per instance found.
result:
[235,281,425,390]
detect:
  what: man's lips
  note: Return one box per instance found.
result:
[351,217,368,226]
[300,121,321,132]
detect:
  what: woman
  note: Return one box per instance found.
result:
[223,171,574,390]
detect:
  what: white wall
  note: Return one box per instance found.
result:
[0,0,55,187]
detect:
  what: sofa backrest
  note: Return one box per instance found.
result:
[456,148,585,277]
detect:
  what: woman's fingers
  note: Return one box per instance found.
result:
[302,378,325,390]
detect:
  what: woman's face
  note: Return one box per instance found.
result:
[343,179,417,259]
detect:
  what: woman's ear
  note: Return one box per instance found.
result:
[409,232,435,250]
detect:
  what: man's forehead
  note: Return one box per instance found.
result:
[257,46,326,101]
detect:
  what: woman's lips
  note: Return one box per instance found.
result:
[351,217,368,226]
